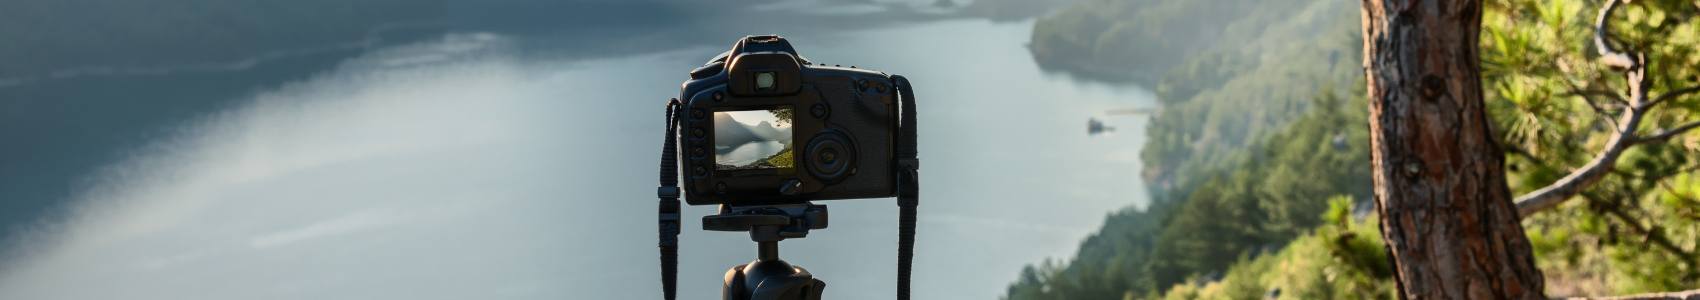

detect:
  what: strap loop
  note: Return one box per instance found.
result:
[892,75,919,300]
[656,187,681,201]
[658,98,683,300]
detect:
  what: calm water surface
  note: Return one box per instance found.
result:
[0,20,1153,299]
[718,141,787,167]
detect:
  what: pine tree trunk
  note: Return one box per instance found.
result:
[1359,0,1547,299]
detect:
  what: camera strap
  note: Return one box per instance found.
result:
[892,75,920,300]
[658,98,683,300]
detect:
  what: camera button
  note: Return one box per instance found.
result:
[779,179,802,196]
[811,103,829,119]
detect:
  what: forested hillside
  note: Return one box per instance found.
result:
[1005,86,1374,299]
[1008,1,1370,297]
[1010,0,1700,298]
[1031,0,1362,201]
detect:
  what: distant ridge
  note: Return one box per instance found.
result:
[713,113,791,148]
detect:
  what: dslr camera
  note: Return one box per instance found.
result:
[655,35,918,300]
[677,35,908,205]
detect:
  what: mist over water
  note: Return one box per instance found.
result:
[0,19,1152,300]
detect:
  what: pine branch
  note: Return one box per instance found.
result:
[1515,0,1652,216]
[1514,104,1640,216]
[1592,0,1637,70]
[1567,87,1629,107]
[1633,121,1700,144]
[1644,85,1700,109]
[1585,195,1697,267]
[1578,91,1623,129]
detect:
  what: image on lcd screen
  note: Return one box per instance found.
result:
[714,108,794,170]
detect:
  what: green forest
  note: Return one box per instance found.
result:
[1009,0,1700,298]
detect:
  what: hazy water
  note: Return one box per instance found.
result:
[0,20,1152,299]
[718,141,787,167]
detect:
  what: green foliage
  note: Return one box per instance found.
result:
[1156,197,1395,300]
[1524,173,1700,295]
[1484,0,1700,184]
[766,145,794,169]
[1031,0,1364,203]
[1006,205,1168,299]
[1008,1,1374,298]
[769,107,794,126]
[1135,0,1363,203]
[1005,86,1373,299]
[1485,0,1700,295]
[1148,90,1373,288]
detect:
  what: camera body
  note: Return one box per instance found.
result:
[678,35,899,206]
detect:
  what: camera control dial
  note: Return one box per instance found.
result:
[804,130,856,184]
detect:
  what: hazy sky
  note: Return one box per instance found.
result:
[720,110,791,128]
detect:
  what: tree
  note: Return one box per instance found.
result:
[769,107,794,126]
[1360,0,1548,298]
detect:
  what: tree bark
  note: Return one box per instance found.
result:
[1360,0,1547,299]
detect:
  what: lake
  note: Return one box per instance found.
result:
[718,141,787,168]
[0,19,1154,300]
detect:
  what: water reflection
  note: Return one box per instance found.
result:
[0,20,1153,300]
[718,141,788,168]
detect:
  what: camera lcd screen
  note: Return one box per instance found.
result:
[713,107,795,171]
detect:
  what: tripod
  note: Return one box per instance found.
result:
[703,203,829,300]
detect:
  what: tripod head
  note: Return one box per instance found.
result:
[705,204,829,300]
[705,204,827,242]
